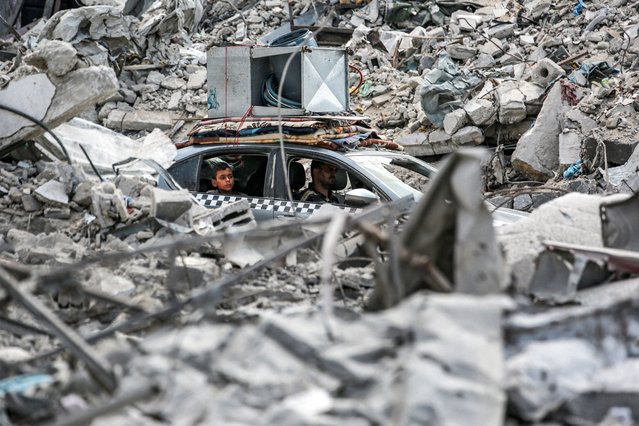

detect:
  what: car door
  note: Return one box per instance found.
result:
[270,147,379,220]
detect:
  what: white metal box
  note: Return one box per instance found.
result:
[206,46,349,118]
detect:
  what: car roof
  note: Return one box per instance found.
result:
[172,143,410,162]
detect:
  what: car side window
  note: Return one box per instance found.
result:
[169,156,200,190]
[198,154,268,196]
[288,157,366,205]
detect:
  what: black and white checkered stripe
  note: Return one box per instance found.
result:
[194,193,359,215]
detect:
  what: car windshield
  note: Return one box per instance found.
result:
[348,154,434,201]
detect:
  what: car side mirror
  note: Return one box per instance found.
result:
[345,188,379,207]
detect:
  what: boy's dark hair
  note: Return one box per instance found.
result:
[310,160,323,172]
[210,160,232,177]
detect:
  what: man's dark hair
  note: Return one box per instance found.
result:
[310,160,326,172]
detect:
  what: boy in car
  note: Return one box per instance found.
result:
[208,161,244,195]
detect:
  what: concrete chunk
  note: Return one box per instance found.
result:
[106,109,176,131]
[452,126,484,145]
[496,82,527,125]
[0,74,55,139]
[464,98,496,125]
[446,44,477,60]
[507,340,603,422]
[187,68,207,90]
[34,180,69,206]
[161,77,186,90]
[484,23,516,39]
[151,188,193,222]
[531,58,565,88]
[511,82,567,180]
[562,359,639,424]
[24,40,79,77]
[443,109,468,135]
[0,67,119,153]
[559,131,582,166]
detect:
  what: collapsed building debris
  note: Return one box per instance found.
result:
[3,0,639,425]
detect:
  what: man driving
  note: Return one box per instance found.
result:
[298,160,339,203]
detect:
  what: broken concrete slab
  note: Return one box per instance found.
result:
[39,118,177,174]
[105,109,176,131]
[496,82,527,125]
[443,108,468,135]
[452,126,485,145]
[498,193,614,292]
[507,339,604,422]
[511,81,567,181]
[34,180,70,206]
[186,68,207,90]
[0,74,56,140]
[23,40,80,77]
[446,44,477,60]
[559,131,582,166]
[150,188,193,223]
[464,98,496,126]
[0,66,119,155]
[559,358,639,424]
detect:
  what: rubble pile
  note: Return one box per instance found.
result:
[2,0,639,425]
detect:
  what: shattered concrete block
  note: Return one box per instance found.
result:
[560,359,639,424]
[21,194,43,212]
[464,98,496,125]
[161,77,186,90]
[452,126,484,145]
[565,109,598,134]
[105,109,175,131]
[484,23,516,39]
[91,181,129,228]
[72,181,94,208]
[446,44,477,60]
[0,74,56,140]
[146,71,164,85]
[0,67,119,153]
[34,180,69,206]
[95,271,135,297]
[24,40,79,77]
[511,82,567,181]
[187,68,207,90]
[519,81,546,116]
[531,58,565,88]
[150,188,193,222]
[513,194,533,211]
[443,109,468,135]
[496,82,527,125]
[14,232,83,264]
[371,93,394,107]
[168,92,182,110]
[519,34,536,45]
[416,130,457,155]
[559,131,582,166]
[171,256,220,290]
[583,134,639,166]
[507,339,603,422]
[452,11,482,31]
[478,38,504,58]
[397,133,428,146]
[497,192,610,292]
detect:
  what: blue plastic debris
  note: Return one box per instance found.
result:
[0,374,54,396]
[563,159,583,180]
[573,0,585,16]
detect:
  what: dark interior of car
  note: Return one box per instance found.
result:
[199,154,268,196]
